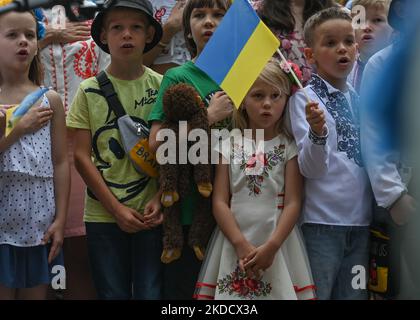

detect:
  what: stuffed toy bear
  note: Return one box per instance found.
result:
[159,83,215,264]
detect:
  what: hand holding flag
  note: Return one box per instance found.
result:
[5,87,49,136]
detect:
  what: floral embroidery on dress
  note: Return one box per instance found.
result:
[232,143,285,196]
[218,266,272,299]
[309,75,363,167]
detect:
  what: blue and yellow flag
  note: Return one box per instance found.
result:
[195,0,280,108]
[5,87,49,136]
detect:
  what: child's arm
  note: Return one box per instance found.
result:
[244,156,303,277]
[38,21,90,49]
[149,121,163,153]
[213,159,256,272]
[0,106,53,153]
[288,92,330,178]
[72,128,150,233]
[41,91,69,263]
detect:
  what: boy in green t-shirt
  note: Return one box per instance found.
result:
[66,0,164,299]
[148,0,233,299]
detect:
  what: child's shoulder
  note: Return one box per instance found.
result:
[143,66,163,82]
[78,75,101,90]
[162,61,196,79]
[44,89,62,109]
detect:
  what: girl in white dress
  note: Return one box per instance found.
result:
[194,59,315,300]
[0,10,69,299]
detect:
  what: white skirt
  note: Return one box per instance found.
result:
[194,226,316,300]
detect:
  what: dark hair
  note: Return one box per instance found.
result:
[29,53,43,86]
[258,0,336,34]
[182,0,231,57]
[29,10,43,86]
[303,7,352,47]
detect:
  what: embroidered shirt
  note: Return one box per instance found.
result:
[287,74,372,226]
[39,8,110,113]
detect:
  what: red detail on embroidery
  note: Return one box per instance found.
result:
[196,282,217,289]
[192,294,214,300]
[73,41,99,79]
[49,46,58,90]
[294,284,316,292]
[278,193,285,197]
[154,7,166,23]
[277,205,284,209]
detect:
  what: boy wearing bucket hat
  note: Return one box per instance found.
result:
[66,0,164,299]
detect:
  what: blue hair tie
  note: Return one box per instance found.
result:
[33,8,46,40]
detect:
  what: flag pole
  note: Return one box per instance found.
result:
[276,48,311,103]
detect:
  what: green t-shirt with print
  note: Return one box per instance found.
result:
[148,61,231,225]
[67,67,162,223]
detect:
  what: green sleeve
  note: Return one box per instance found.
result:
[66,85,91,130]
[148,72,178,124]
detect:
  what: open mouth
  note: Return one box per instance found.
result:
[121,43,134,49]
[17,49,29,56]
[338,57,350,64]
[203,31,213,37]
[362,34,374,41]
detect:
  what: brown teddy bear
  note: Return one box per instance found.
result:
[159,83,215,264]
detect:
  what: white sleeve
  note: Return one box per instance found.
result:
[287,91,330,179]
[360,47,406,209]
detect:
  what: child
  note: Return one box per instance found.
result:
[38,5,111,300]
[66,0,164,300]
[194,59,316,300]
[288,7,372,300]
[348,0,393,92]
[148,0,233,299]
[252,0,337,84]
[0,10,69,299]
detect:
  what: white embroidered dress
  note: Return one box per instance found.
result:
[195,134,315,300]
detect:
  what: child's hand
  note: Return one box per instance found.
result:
[165,0,186,34]
[17,107,53,135]
[143,193,164,228]
[42,220,65,264]
[390,194,417,226]
[234,239,256,274]
[207,91,233,125]
[243,242,278,279]
[52,21,91,44]
[113,203,150,233]
[305,102,326,136]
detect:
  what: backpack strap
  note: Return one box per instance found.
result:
[96,71,126,118]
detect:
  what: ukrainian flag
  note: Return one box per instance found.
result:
[195,0,280,108]
[5,87,49,136]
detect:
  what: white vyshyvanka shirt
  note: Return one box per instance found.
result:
[287,74,372,226]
